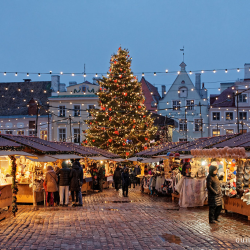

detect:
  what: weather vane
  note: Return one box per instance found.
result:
[180,46,184,62]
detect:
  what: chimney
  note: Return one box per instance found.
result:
[162,85,166,97]
[51,75,60,92]
[69,81,77,86]
[195,73,201,91]
[244,63,250,80]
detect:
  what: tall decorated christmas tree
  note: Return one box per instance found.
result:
[84,47,157,158]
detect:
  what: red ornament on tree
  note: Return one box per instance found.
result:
[114,131,119,135]
[126,152,129,156]
[114,80,117,83]
[145,138,148,141]
[108,139,112,143]
[138,106,141,109]
[119,75,122,78]
[144,147,147,150]
[92,140,95,142]
[109,117,112,121]
[124,93,127,96]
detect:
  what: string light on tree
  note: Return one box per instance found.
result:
[84,47,157,158]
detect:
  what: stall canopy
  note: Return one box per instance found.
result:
[135,142,184,158]
[212,132,250,149]
[56,142,120,159]
[135,133,243,156]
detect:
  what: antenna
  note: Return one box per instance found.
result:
[84,64,86,82]
[180,46,184,62]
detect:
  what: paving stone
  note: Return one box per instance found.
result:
[0,186,249,249]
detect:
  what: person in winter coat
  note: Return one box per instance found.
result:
[113,166,122,191]
[57,162,71,206]
[207,163,222,224]
[45,165,58,206]
[78,163,84,206]
[70,162,82,206]
[122,168,130,197]
[134,165,141,186]
[129,168,136,188]
[98,165,105,192]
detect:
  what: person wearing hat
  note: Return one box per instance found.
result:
[207,162,222,224]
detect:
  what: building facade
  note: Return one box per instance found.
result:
[48,80,99,143]
[0,78,53,140]
[209,63,250,136]
[157,62,209,142]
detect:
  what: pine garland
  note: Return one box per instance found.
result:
[9,156,18,217]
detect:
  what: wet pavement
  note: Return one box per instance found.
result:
[0,186,250,250]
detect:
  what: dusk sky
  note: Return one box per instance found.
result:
[1,0,250,97]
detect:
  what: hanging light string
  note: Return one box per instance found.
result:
[0,66,246,78]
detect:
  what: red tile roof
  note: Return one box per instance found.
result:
[211,88,235,107]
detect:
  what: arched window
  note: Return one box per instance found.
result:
[179,87,188,98]
[181,80,185,84]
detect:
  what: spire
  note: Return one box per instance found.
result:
[179,62,187,71]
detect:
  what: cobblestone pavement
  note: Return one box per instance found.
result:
[0,186,250,250]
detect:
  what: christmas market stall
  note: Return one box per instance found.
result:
[56,142,121,193]
[169,134,236,207]
[0,136,37,215]
[0,135,81,206]
[206,132,250,220]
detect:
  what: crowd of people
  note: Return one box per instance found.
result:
[113,164,141,197]
[43,161,142,206]
[44,160,84,207]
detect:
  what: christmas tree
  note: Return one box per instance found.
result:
[84,47,157,158]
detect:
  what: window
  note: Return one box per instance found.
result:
[29,130,36,136]
[194,119,203,131]
[181,80,185,84]
[6,131,13,135]
[17,130,24,135]
[29,121,36,129]
[186,100,194,110]
[40,130,47,140]
[239,112,247,120]
[226,129,234,135]
[59,128,66,142]
[212,112,220,121]
[59,106,66,117]
[179,119,187,132]
[82,86,87,92]
[179,138,187,142]
[74,105,80,117]
[73,128,80,143]
[240,129,247,134]
[226,112,233,121]
[179,87,188,98]
[212,129,220,137]
[88,104,95,116]
[239,94,247,103]
[173,100,180,110]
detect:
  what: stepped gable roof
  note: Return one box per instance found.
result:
[211,87,235,107]
[140,77,161,101]
[0,80,52,116]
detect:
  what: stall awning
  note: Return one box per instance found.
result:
[111,158,125,162]
[26,155,58,162]
[127,157,145,162]
[88,156,109,160]
[0,151,35,156]
[141,158,161,163]
[51,154,83,160]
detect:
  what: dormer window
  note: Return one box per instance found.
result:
[179,87,188,98]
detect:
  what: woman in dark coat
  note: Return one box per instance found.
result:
[122,168,130,197]
[113,166,122,191]
[207,164,222,224]
[70,162,81,206]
